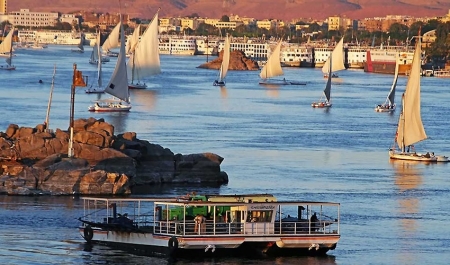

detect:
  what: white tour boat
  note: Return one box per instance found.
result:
[78,194,340,258]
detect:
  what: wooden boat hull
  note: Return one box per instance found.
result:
[88,104,131,112]
[311,102,332,108]
[79,227,339,257]
[128,83,147,89]
[389,150,439,162]
[85,89,105,94]
[0,65,15,70]
[213,80,226,86]
[375,105,395,112]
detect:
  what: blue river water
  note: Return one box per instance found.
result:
[0,45,450,264]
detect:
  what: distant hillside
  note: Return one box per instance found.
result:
[9,0,450,20]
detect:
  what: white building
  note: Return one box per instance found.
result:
[60,14,79,26]
[8,9,58,27]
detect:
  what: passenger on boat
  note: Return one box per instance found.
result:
[194,214,206,234]
[310,213,318,231]
[115,213,134,228]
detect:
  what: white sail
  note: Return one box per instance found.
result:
[126,25,141,55]
[127,11,161,82]
[102,22,120,52]
[218,36,231,82]
[104,19,129,103]
[386,55,399,106]
[78,34,84,51]
[322,37,345,74]
[324,56,332,102]
[395,37,426,150]
[0,28,13,54]
[259,41,283,79]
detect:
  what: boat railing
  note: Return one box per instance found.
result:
[79,198,340,237]
[152,219,339,237]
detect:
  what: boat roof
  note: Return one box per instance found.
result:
[80,196,339,206]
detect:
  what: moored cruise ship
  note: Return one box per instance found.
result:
[280,43,314,67]
[18,29,94,45]
[313,46,334,68]
[159,36,196,55]
[364,45,415,75]
[195,37,219,55]
[226,38,270,63]
[346,45,366,69]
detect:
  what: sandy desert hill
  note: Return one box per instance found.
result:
[9,0,450,20]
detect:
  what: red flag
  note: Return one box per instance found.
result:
[73,70,87,87]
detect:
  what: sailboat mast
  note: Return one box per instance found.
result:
[401,94,406,152]
[9,27,13,66]
[45,65,56,130]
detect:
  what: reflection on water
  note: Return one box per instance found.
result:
[220,86,228,98]
[391,160,423,265]
[131,89,157,111]
[100,112,130,135]
[391,160,423,192]
[262,85,280,98]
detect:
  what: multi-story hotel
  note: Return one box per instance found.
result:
[9,8,58,27]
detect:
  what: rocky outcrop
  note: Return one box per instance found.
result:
[197,50,259,71]
[0,118,228,195]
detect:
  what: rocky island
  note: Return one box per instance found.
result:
[0,118,228,196]
[197,49,259,71]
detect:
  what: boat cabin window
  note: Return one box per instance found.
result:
[247,210,273,222]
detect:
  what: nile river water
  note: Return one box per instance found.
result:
[0,45,450,265]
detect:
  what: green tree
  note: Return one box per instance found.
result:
[221,15,230,22]
[388,23,408,42]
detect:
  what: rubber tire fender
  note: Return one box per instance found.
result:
[168,236,179,257]
[84,225,94,242]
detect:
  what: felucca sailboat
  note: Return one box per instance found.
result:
[312,55,332,108]
[0,27,15,70]
[127,10,161,89]
[85,32,104,94]
[322,37,345,78]
[259,41,287,85]
[213,35,230,86]
[389,35,448,162]
[102,22,120,58]
[88,16,131,112]
[375,54,398,112]
[259,41,306,85]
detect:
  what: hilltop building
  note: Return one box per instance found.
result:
[0,0,6,14]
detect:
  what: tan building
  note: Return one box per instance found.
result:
[180,18,199,30]
[216,21,243,29]
[9,9,58,27]
[0,0,6,14]
[364,18,383,32]
[204,18,220,27]
[328,15,355,31]
[256,20,275,30]
[160,18,179,27]
[328,16,342,31]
